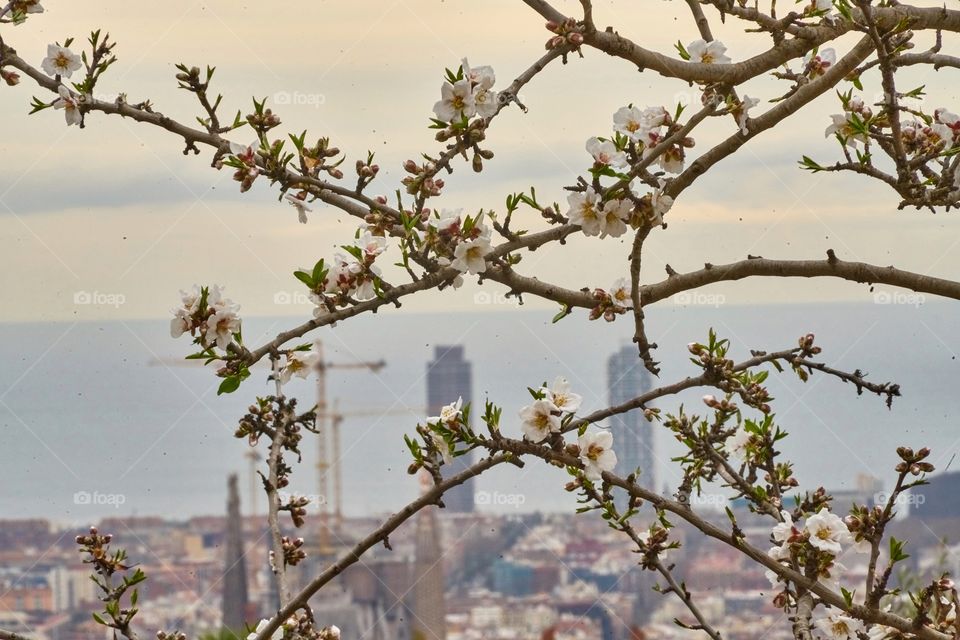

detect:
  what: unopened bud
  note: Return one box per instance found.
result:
[2,69,22,86]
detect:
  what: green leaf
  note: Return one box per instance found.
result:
[311,258,327,284]
[841,586,855,607]
[293,270,314,288]
[218,375,242,395]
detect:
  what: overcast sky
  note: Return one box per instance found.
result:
[1,1,957,323]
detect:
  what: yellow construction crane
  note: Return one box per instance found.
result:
[325,403,425,539]
[313,340,386,553]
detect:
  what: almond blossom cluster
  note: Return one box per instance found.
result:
[424,396,464,465]
[169,285,241,351]
[518,376,583,442]
[901,109,960,156]
[307,231,388,315]
[27,43,85,126]
[586,277,632,322]
[825,94,960,157]
[564,102,684,238]
[766,507,865,600]
[516,378,617,480]
[431,59,497,124]
[610,104,690,173]
[426,210,492,278]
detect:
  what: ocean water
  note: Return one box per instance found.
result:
[0,302,957,525]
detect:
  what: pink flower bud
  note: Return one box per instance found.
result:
[1,69,20,86]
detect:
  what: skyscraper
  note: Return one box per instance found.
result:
[607,346,655,503]
[426,345,474,513]
[221,474,249,637]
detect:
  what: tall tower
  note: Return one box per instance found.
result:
[426,345,474,513]
[222,474,249,637]
[607,346,655,504]
[409,472,446,640]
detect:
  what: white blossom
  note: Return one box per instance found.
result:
[430,432,454,465]
[737,95,759,134]
[578,430,617,481]
[866,625,898,640]
[649,188,673,225]
[461,58,495,89]
[204,304,241,350]
[814,613,865,640]
[598,198,631,238]
[247,619,283,640]
[586,136,627,168]
[41,44,82,78]
[433,78,476,122]
[451,235,491,274]
[541,377,582,414]
[727,427,752,460]
[805,508,851,555]
[686,39,731,65]
[807,0,835,17]
[357,231,387,258]
[567,188,602,236]
[765,543,791,586]
[15,1,44,14]
[284,193,311,224]
[613,105,666,142]
[463,59,498,119]
[771,511,796,543]
[825,113,868,146]
[279,349,319,384]
[936,108,960,142]
[429,396,463,426]
[805,47,836,77]
[637,528,669,561]
[473,83,498,118]
[170,308,192,339]
[432,210,462,234]
[519,399,561,442]
[610,277,630,306]
[660,147,685,174]
[52,85,81,126]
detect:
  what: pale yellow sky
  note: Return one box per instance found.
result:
[1,1,958,322]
